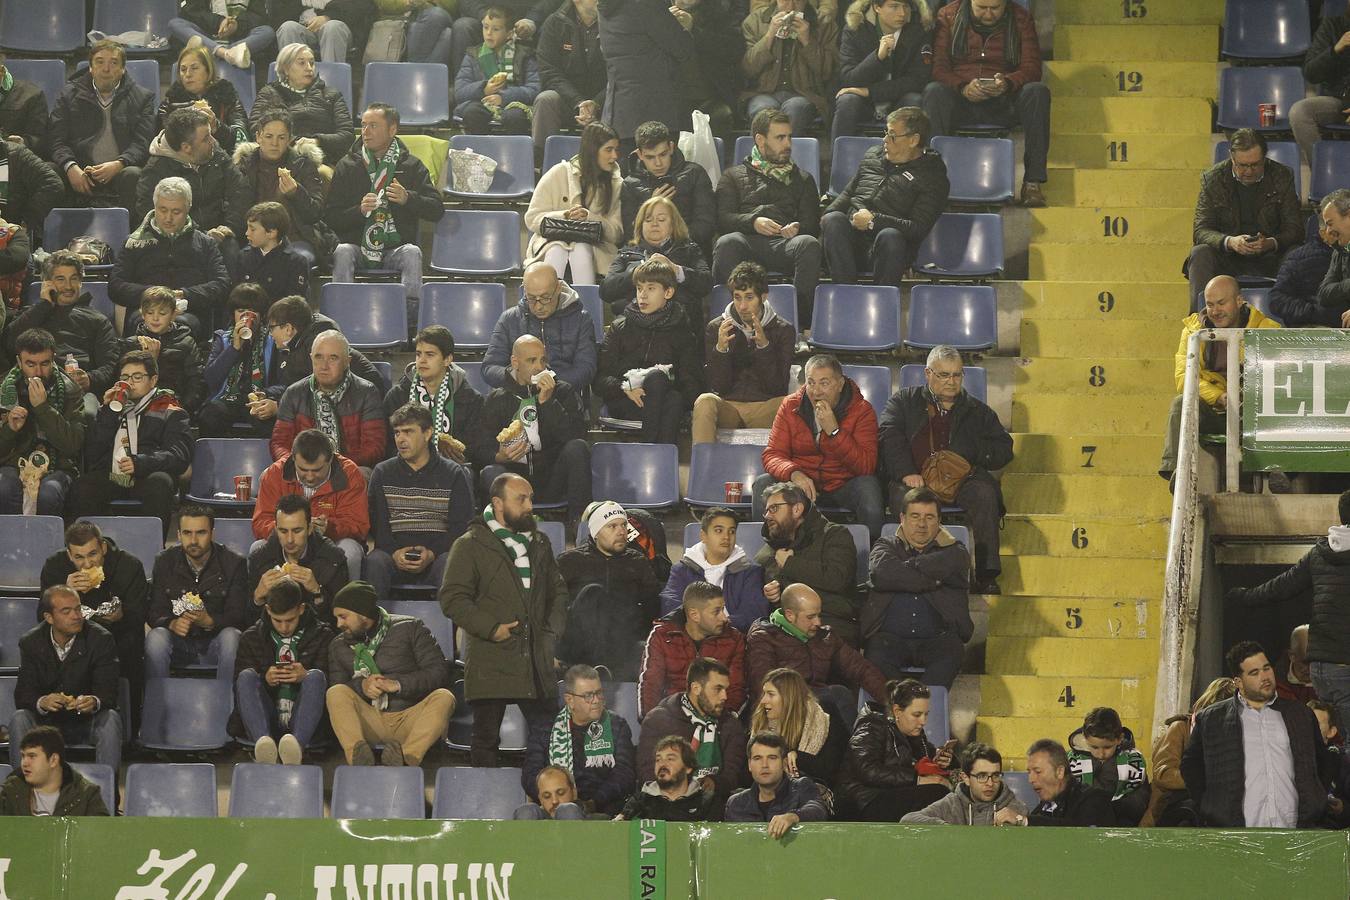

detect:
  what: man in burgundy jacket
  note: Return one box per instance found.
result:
[921,0,1049,207]
[271,330,386,468]
[638,580,747,717]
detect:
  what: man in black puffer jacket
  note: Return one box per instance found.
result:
[0,56,50,155]
[1268,212,1335,327]
[621,121,716,251]
[533,0,608,159]
[823,107,949,287]
[0,141,62,238]
[835,0,934,142]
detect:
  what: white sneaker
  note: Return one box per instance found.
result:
[221,42,251,69]
[278,733,303,765]
[253,735,278,764]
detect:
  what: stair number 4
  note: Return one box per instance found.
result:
[1058,685,1078,708]
[1121,0,1146,17]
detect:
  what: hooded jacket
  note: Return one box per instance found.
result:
[660,543,769,633]
[134,133,251,235]
[384,362,494,468]
[1190,158,1303,259]
[49,70,157,173]
[636,691,747,802]
[326,137,445,247]
[753,505,860,639]
[271,372,387,467]
[861,526,972,643]
[619,778,719,822]
[597,0,696,138]
[481,283,599,392]
[477,374,589,479]
[119,320,206,411]
[0,762,110,816]
[1174,305,1279,409]
[741,1,839,119]
[84,390,193,480]
[725,775,830,823]
[840,0,933,102]
[453,39,541,112]
[601,239,713,319]
[253,451,370,543]
[763,379,878,493]
[537,0,607,111]
[109,215,231,315]
[619,149,717,249]
[327,612,452,712]
[1235,528,1350,666]
[147,541,252,634]
[232,140,337,258]
[524,157,626,274]
[1269,215,1336,327]
[247,530,349,623]
[9,293,120,395]
[249,76,355,164]
[0,77,49,157]
[900,780,1027,825]
[0,141,62,235]
[557,537,663,680]
[746,614,887,709]
[638,608,747,717]
[703,301,795,404]
[522,710,636,815]
[878,385,1012,488]
[826,145,950,246]
[0,369,84,473]
[836,702,938,812]
[932,0,1041,92]
[596,301,703,406]
[156,76,250,153]
[717,155,821,236]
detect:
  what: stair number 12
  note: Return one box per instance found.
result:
[1116,71,1143,92]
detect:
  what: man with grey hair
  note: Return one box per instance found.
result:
[879,344,1012,594]
[110,175,230,342]
[271,329,387,468]
[8,251,119,398]
[1315,188,1350,327]
[1268,194,1338,327]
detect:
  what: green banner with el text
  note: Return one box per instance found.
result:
[1242,328,1350,471]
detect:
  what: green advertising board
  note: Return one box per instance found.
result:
[1242,328,1350,471]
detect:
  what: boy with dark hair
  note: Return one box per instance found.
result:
[383,325,492,467]
[120,287,206,412]
[1067,706,1150,826]
[620,119,716,250]
[902,741,1029,825]
[200,282,284,437]
[239,200,310,304]
[454,6,541,135]
[0,725,110,816]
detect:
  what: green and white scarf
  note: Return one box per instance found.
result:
[310,372,350,452]
[476,40,533,123]
[770,607,810,643]
[749,145,795,186]
[484,505,531,589]
[412,371,454,440]
[127,209,195,249]
[224,331,265,402]
[548,707,616,771]
[681,693,721,777]
[515,391,541,453]
[350,607,391,710]
[270,624,306,726]
[0,367,65,415]
[359,139,403,267]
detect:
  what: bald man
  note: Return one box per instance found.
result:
[481,261,599,392]
[477,333,592,526]
[271,329,387,468]
[1159,275,1280,484]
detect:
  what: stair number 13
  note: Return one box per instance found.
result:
[1121,0,1146,17]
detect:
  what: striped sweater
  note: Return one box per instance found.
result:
[367,453,476,556]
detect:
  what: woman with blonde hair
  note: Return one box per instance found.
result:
[1140,676,1237,827]
[600,195,712,336]
[157,44,251,152]
[749,667,848,785]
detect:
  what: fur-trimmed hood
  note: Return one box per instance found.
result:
[231,139,325,169]
[845,0,931,31]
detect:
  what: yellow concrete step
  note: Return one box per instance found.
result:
[1049,134,1216,170]
[1052,97,1212,134]
[1008,434,1167,476]
[1002,515,1168,558]
[1013,357,1175,394]
[987,596,1157,639]
[986,636,1159,676]
[976,716,1152,761]
[1019,281,1187,320]
[1046,61,1219,99]
[1011,396,1171,438]
[1029,207,1193,245]
[1054,0,1224,26]
[1002,472,1171,515]
[979,674,1152,718]
[1021,318,1178,358]
[1030,243,1190,283]
[999,555,1167,596]
[1044,170,1199,208]
[1054,25,1218,62]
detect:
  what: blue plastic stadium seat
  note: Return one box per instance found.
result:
[2,60,67,113]
[0,676,16,748]
[591,443,680,510]
[185,438,274,511]
[541,134,580,174]
[211,518,255,559]
[841,364,891,418]
[1003,771,1038,810]
[1312,141,1350,203]
[332,766,426,819]
[611,682,642,741]
[83,516,162,570]
[70,763,115,812]
[914,213,1004,278]
[1216,67,1305,132]
[218,63,256,116]
[268,61,353,113]
[229,763,324,818]
[446,134,535,201]
[320,282,408,351]
[844,523,872,575]
[43,208,130,273]
[683,443,766,510]
[536,520,566,553]
[905,284,998,352]
[881,521,969,550]
[829,136,882,196]
[0,597,37,671]
[363,62,449,127]
[76,59,161,99]
[0,516,64,593]
[431,210,522,277]
[446,679,527,751]
[418,282,506,351]
[432,767,527,819]
[373,360,393,391]
[125,762,217,817]
[681,521,766,561]
[0,765,9,781]
[899,364,988,403]
[93,0,177,52]
[457,360,492,396]
[1243,287,1280,325]
[734,135,821,186]
[139,677,233,750]
[0,0,86,53]
[1216,140,1302,201]
[808,284,901,352]
[705,283,798,335]
[571,283,605,342]
[930,136,1016,204]
[1222,0,1310,60]
[384,600,454,663]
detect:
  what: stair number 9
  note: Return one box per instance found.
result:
[1097,291,1115,313]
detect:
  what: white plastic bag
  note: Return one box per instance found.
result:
[678,109,721,189]
[446,146,498,193]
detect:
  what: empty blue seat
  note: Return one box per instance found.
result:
[930,136,1016,204]
[140,677,233,750]
[1216,67,1305,132]
[844,523,872,576]
[268,61,353,113]
[431,210,522,277]
[373,360,394,390]
[228,763,324,818]
[185,438,274,511]
[332,765,425,819]
[681,521,766,561]
[841,364,891,418]
[446,135,535,201]
[457,360,492,396]
[76,59,161,99]
[418,282,506,351]
[125,762,217,817]
[211,518,255,559]
[218,63,256,115]
[384,600,454,662]
[899,364,988,403]
[808,284,901,352]
[363,62,449,127]
[23,280,117,320]
[683,443,766,510]
[572,283,605,342]
[1216,140,1302,200]
[43,208,130,272]
[591,443,680,510]
[829,136,882,196]
[541,134,580,174]
[3,60,67,113]
[0,0,86,53]
[83,516,162,569]
[915,212,1004,278]
[320,282,408,351]
[610,681,642,741]
[1243,287,1281,325]
[705,283,799,335]
[905,284,997,352]
[733,135,821,186]
[536,519,566,552]
[0,597,37,670]
[0,676,15,749]
[0,516,64,592]
[432,767,526,819]
[1222,0,1310,59]
[881,521,969,550]
[1312,141,1350,202]
[1003,770,1038,810]
[70,763,116,813]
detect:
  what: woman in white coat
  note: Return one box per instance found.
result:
[524,122,624,284]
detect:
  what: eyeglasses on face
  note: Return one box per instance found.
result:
[926,369,964,382]
[968,771,1003,783]
[119,372,151,383]
[884,130,916,142]
[567,690,604,703]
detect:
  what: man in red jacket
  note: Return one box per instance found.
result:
[252,429,370,581]
[754,354,883,539]
[921,0,1049,207]
[271,330,386,468]
[638,580,747,717]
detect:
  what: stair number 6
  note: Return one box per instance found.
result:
[1058,685,1077,708]
[1071,528,1089,550]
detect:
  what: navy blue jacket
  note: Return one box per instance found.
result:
[238,239,310,305]
[522,711,637,815]
[1269,215,1335,326]
[725,775,830,823]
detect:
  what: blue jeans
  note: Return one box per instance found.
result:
[144,627,242,680]
[406,5,454,65]
[332,242,424,302]
[167,18,275,62]
[0,467,73,516]
[364,548,449,601]
[9,708,123,771]
[235,667,327,749]
[746,91,818,135]
[1313,661,1350,740]
[751,471,884,541]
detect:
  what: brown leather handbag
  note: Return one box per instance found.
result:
[920,404,971,503]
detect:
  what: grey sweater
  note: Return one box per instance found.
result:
[899,783,1028,825]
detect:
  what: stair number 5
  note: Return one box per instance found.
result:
[1065,608,1083,629]
[1058,685,1078,708]
[1121,0,1146,17]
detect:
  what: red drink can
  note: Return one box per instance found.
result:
[234,475,252,503]
[725,481,744,503]
[1258,103,1277,128]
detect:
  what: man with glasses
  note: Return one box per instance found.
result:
[902,741,1029,825]
[878,344,1012,594]
[822,106,949,287]
[522,664,636,817]
[482,261,599,394]
[1184,128,1302,313]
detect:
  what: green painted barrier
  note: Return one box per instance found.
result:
[0,819,1345,899]
[1242,329,1350,472]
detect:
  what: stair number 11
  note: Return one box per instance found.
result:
[1108,141,1128,163]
